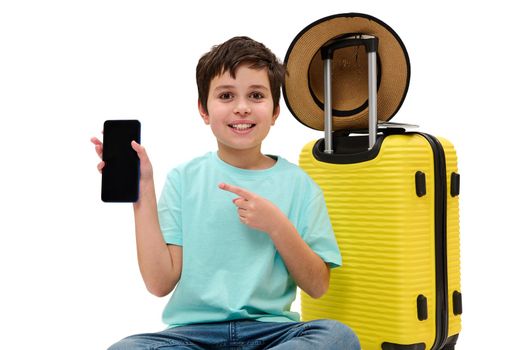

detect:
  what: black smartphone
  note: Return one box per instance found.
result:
[101,120,141,202]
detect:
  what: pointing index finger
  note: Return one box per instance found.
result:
[219,183,253,199]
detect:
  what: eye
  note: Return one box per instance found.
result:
[219,92,234,100]
[249,91,265,100]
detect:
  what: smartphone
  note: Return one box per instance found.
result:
[101,120,141,202]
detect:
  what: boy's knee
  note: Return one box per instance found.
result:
[316,319,360,349]
[107,337,143,350]
[107,342,123,350]
[107,340,129,350]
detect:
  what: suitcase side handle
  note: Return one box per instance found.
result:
[321,35,379,153]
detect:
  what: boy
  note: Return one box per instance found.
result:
[92,36,359,349]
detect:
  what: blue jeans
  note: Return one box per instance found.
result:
[108,319,359,350]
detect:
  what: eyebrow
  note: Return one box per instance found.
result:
[248,84,270,91]
[213,84,270,91]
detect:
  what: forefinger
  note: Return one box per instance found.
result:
[90,136,102,146]
[90,137,103,158]
[218,183,253,199]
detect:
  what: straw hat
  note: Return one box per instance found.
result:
[283,13,410,130]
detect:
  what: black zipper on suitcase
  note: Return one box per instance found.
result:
[417,133,449,350]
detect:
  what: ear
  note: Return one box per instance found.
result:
[271,105,280,126]
[198,100,210,125]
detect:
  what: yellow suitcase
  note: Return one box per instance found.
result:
[299,132,462,350]
[287,31,462,349]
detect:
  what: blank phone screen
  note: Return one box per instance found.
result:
[101,120,141,202]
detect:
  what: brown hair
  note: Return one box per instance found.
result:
[196,36,286,114]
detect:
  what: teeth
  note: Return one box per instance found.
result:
[230,124,254,130]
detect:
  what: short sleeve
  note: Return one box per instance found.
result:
[158,170,183,246]
[299,192,342,268]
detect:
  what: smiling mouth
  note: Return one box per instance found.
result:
[228,123,256,130]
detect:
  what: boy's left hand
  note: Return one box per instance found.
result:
[219,183,288,235]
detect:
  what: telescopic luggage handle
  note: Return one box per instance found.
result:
[321,35,379,153]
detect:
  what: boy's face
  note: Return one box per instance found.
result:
[199,64,279,154]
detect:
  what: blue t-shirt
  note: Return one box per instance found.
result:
[157,152,341,327]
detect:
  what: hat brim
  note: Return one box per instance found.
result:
[283,13,411,131]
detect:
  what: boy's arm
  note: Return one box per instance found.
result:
[133,178,182,298]
[131,141,182,297]
[267,218,330,298]
[92,137,182,297]
[219,183,330,299]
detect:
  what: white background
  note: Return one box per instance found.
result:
[1,1,524,349]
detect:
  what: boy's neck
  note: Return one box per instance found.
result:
[217,146,276,170]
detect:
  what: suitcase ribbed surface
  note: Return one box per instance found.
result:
[299,134,461,350]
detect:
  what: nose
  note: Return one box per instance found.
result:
[233,98,251,116]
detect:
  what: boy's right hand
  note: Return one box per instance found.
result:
[130,140,153,183]
[90,136,154,184]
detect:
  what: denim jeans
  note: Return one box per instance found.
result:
[107,319,359,350]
